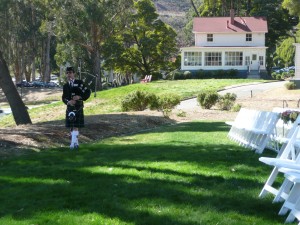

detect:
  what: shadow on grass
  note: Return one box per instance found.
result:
[0,121,282,225]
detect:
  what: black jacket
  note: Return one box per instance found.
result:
[62,79,91,108]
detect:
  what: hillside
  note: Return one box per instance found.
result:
[153,0,202,46]
[153,0,191,16]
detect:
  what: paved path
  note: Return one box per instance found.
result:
[176,81,288,110]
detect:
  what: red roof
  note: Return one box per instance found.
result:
[193,17,268,33]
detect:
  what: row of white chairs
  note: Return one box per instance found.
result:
[259,122,300,224]
[228,107,300,223]
[227,108,280,154]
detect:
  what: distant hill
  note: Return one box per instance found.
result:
[153,0,191,16]
[153,0,201,47]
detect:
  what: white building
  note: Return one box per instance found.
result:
[180,10,268,78]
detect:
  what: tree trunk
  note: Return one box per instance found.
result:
[190,0,200,17]
[44,32,51,82]
[92,49,102,91]
[0,51,32,125]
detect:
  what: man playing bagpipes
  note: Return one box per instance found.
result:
[62,67,91,149]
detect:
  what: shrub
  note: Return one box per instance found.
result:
[226,69,238,78]
[212,70,224,78]
[194,69,206,79]
[151,94,181,117]
[176,110,186,117]
[217,93,237,111]
[197,90,219,109]
[271,72,277,79]
[151,71,162,81]
[285,82,296,90]
[282,72,289,79]
[121,90,157,111]
[173,71,185,80]
[232,103,242,112]
[276,74,282,80]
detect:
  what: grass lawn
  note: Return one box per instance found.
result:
[0,79,265,127]
[0,121,285,225]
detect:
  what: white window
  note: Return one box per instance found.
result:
[246,34,252,42]
[205,52,222,66]
[207,34,213,42]
[225,52,243,66]
[184,52,202,66]
[259,56,264,66]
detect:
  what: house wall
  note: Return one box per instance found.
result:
[195,33,265,47]
[294,44,300,79]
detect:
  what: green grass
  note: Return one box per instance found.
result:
[0,79,265,127]
[0,121,284,225]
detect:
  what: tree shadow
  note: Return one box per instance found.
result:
[0,121,283,224]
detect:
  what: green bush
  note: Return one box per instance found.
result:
[151,71,162,81]
[173,71,185,80]
[153,94,181,117]
[276,74,282,80]
[121,90,157,111]
[289,70,295,78]
[217,93,237,111]
[194,69,206,79]
[271,72,277,79]
[197,90,219,109]
[285,82,296,90]
[282,72,289,79]
[226,69,238,78]
[232,103,242,112]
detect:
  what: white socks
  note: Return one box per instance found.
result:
[70,130,79,149]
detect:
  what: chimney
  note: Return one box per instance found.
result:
[230,9,235,25]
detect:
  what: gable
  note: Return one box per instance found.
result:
[193,17,268,33]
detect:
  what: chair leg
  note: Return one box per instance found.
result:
[259,167,280,198]
[273,179,294,203]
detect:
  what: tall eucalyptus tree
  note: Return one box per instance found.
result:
[54,0,134,90]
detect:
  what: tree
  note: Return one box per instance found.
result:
[275,37,295,67]
[0,51,31,125]
[190,0,200,17]
[0,0,47,83]
[282,0,300,16]
[103,0,177,76]
[54,0,134,90]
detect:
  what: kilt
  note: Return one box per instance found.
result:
[66,105,85,128]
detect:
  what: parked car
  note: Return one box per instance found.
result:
[273,66,295,74]
[16,81,33,87]
[32,81,46,88]
[45,82,59,88]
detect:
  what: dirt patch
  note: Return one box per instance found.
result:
[0,86,299,157]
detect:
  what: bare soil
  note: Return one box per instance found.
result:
[0,86,299,157]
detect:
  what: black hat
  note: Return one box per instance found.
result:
[66,67,75,73]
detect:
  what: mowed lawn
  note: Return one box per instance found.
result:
[0,121,284,225]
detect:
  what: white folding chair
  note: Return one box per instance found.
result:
[259,125,300,201]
